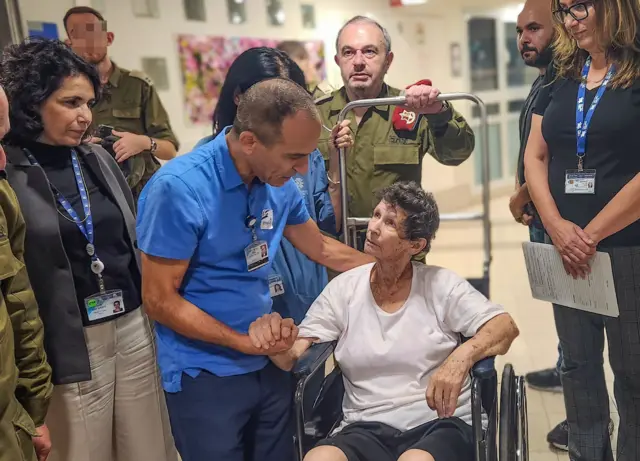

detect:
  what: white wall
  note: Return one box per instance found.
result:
[17,0,497,207]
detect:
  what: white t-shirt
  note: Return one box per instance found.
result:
[297,262,505,432]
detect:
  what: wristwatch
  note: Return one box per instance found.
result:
[149,137,158,154]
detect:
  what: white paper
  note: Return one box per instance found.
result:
[522,242,619,317]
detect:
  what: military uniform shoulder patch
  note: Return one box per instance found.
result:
[129,70,154,86]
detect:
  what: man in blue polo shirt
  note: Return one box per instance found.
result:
[136,78,372,461]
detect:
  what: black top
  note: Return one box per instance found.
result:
[534,65,640,247]
[24,140,141,324]
[517,73,545,229]
[518,74,545,186]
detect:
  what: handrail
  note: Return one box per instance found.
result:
[336,93,492,275]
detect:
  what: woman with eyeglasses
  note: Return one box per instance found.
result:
[524,1,640,460]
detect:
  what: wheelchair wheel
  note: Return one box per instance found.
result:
[516,376,529,461]
[499,364,517,461]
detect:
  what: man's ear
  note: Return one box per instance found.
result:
[334,54,339,66]
[238,131,259,155]
[384,52,395,72]
[64,38,71,46]
[106,32,115,46]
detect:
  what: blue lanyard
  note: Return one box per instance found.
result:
[576,57,615,170]
[24,149,106,290]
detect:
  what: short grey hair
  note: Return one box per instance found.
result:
[335,16,392,54]
[233,78,319,147]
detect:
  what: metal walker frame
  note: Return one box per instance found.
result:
[335,93,492,291]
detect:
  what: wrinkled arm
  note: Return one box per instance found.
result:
[3,184,52,427]
[141,253,261,355]
[452,313,519,365]
[284,219,374,273]
[424,104,475,166]
[269,338,315,371]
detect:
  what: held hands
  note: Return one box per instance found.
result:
[426,351,473,418]
[111,130,150,163]
[404,84,444,115]
[328,120,353,157]
[32,424,52,461]
[248,312,298,355]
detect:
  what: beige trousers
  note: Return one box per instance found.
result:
[46,308,178,461]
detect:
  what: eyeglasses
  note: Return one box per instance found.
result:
[553,1,593,23]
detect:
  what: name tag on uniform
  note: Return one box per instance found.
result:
[565,170,596,195]
[245,240,269,271]
[269,274,285,297]
[84,290,125,323]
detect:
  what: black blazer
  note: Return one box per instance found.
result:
[4,143,141,385]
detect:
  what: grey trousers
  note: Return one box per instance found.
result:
[553,246,640,461]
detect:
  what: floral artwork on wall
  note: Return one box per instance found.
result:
[177,35,327,125]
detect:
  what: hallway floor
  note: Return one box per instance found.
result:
[428,194,618,461]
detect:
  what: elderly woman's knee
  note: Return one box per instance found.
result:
[397,448,436,461]
[303,445,348,461]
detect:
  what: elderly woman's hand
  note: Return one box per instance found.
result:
[426,350,473,418]
[248,312,298,354]
[546,217,596,267]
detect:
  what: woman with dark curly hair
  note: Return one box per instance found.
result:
[0,38,177,461]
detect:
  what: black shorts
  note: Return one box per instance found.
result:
[315,417,473,461]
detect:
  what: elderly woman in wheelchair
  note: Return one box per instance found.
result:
[249,181,519,461]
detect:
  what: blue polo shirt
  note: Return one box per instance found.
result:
[136,128,310,392]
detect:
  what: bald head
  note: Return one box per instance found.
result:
[517,0,555,69]
[233,78,318,146]
[232,78,321,187]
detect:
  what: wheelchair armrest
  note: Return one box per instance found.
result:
[472,356,496,379]
[292,341,336,381]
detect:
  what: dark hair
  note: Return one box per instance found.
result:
[212,47,308,135]
[376,181,440,254]
[276,41,309,61]
[233,78,318,147]
[336,16,392,54]
[63,6,106,33]
[0,38,101,143]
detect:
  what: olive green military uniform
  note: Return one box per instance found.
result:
[315,84,475,219]
[0,176,53,461]
[92,63,179,199]
[310,80,335,100]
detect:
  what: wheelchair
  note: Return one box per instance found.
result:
[291,341,528,461]
[293,93,529,461]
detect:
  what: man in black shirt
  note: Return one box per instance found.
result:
[509,2,571,452]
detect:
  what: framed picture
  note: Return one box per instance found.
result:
[266,0,285,26]
[301,4,315,29]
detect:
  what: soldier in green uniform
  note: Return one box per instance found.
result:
[317,16,475,249]
[0,86,53,461]
[63,6,180,200]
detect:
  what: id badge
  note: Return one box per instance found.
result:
[245,240,269,271]
[269,274,285,297]
[565,169,596,195]
[84,290,125,323]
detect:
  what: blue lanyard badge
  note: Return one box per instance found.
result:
[25,149,106,292]
[576,57,615,170]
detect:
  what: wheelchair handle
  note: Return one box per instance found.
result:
[336,93,492,278]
